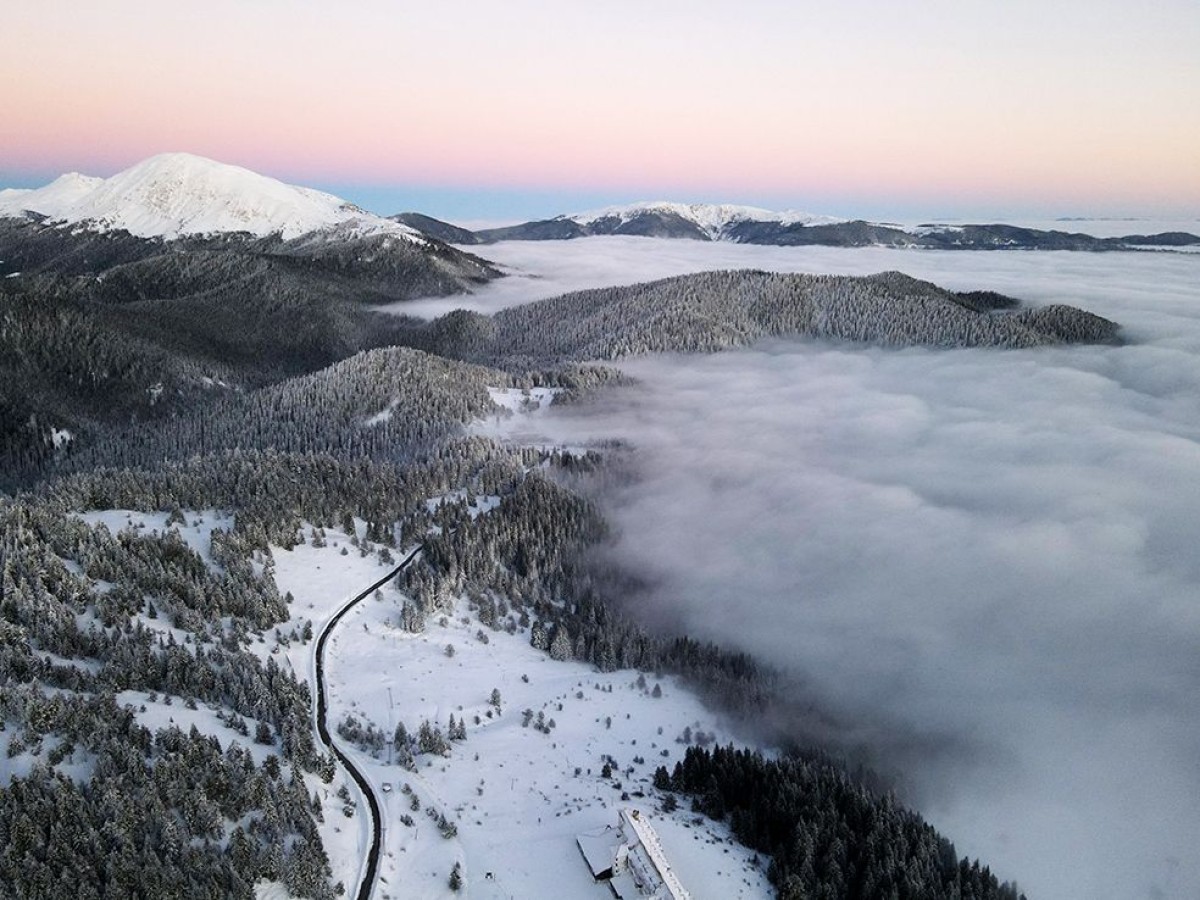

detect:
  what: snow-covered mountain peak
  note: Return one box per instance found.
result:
[0,172,105,216]
[0,152,423,242]
[567,200,845,238]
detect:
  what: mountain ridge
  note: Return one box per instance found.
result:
[399,205,1200,252]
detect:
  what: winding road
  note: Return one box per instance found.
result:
[313,544,423,900]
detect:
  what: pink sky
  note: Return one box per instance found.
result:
[2,0,1197,219]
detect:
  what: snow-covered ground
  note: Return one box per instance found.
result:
[268,520,771,900]
[76,508,230,568]
[467,386,565,447]
[267,523,401,897]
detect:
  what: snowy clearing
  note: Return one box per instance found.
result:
[268,521,772,900]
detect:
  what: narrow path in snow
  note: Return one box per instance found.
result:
[314,544,423,900]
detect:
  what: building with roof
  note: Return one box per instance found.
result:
[575,808,691,900]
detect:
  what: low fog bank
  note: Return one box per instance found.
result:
[396,231,1200,323]
[526,249,1200,899]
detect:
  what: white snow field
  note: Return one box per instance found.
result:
[270,519,772,900]
[0,153,424,242]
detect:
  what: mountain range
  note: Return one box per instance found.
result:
[5,154,1194,257]
[396,201,1200,251]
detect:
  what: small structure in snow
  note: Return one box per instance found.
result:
[576,808,691,899]
[578,824,624,881]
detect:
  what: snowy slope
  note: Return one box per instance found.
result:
[0,153,424,242]
[569,201,846,239]
[271,532,771,900]
[0,172,104,216]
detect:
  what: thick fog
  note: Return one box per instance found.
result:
[433,237,1200,899]
[397,230,1199,320]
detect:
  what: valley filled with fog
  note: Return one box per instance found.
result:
[412,237,1200,900]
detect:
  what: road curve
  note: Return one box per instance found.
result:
[314,544,423,900]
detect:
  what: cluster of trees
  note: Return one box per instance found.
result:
[0,489,342,896]
[336,714,388,758]
[397,468,778,714]
[44,440,543,548]
[0,686,338,899]
[657,745,1025,900]
[60,347,518,476]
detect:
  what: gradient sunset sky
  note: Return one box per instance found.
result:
[2,0,1197,222]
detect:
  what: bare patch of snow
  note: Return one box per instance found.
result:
[469,387,565,446]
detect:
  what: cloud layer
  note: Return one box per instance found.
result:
[491,238,1200,899]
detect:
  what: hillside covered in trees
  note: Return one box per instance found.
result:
[399,270,1119,370]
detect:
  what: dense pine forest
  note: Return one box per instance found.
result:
[659,745,1023,900]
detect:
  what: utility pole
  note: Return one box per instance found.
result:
[387,686,394,764]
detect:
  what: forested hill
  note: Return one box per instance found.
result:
[404,269,1120,369]
[56,347,529,476]
[0,216,498,488]
[0,216,498,291]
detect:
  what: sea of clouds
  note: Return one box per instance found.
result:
[408,235,1200,899]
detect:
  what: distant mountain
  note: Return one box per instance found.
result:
[395,201,1200,252]
[0,152,421,242]
[0,154,501,289]
[468,201,846,243]
[390,212,483,246]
